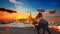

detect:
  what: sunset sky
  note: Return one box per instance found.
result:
[0,0,60,19]
[0,0,60,12]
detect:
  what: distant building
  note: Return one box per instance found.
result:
[18,12,34,24]
[54,21,60,26]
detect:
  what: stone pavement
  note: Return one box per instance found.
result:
[0,27,60,34]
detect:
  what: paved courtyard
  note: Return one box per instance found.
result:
[0,27,60,34]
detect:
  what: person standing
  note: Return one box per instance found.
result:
[33,9,52,34]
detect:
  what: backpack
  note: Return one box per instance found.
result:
[38,18,48,28]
